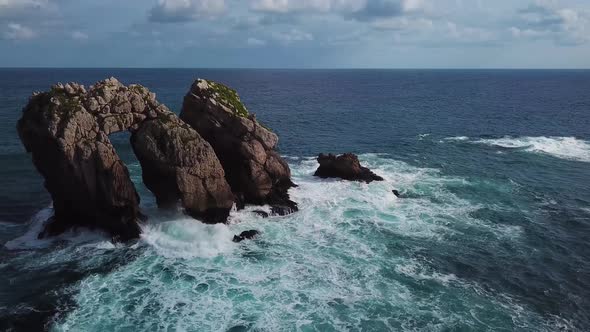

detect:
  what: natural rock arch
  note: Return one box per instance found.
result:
[17,78,234,240]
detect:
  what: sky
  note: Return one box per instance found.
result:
[0,0,589,68]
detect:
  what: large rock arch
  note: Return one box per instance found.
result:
[17,78,234,240]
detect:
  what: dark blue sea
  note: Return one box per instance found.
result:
[1,69,590,331]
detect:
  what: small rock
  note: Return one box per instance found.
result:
[253,210,269,218]
[392,190,400,197]
[314,153,384,183]
[232,230,260,243]
[270,205,297,216]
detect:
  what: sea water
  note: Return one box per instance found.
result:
[1,69,589,331]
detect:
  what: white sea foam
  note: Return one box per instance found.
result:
[141,218,236,259]
[395,259,458,285]
[4,207,110,250]
[475,136,590,162]
[11,153,547,331]
[444,136,469,141]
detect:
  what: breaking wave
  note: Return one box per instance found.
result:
[2,154,573,331]
[446,136,590,162]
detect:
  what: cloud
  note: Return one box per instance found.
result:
[250,0,427,20]
[0,0,48,11]
[251,0,364,14]
[349,0,426,21]
[512,1,590,45]
[247,37,266,46]
[71,30,88,41]
[371,17,432,31]
[272,28,313,44]
[0,0,56,21]
[2,22,36,40]
[149,0,226,23]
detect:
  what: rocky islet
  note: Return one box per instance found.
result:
[17,77,296,240]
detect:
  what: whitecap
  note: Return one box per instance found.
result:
[50,153,542,331]
[141,218,236,259]
[444,136,470,141]
[474,136,590,162]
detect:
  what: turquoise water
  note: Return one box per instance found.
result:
[1,69,590,331]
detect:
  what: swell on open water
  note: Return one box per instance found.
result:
[1,69,589,331]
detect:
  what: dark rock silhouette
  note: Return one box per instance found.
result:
[180,79,297,214]
[314,153,384,183]
[17,78,234,239]
[253,210,270,218]
[392,190,400,197]
[233,230,260,243]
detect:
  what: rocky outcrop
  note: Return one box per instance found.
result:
[131,113,234,224]
[314,153,384,183]
[180,79,297,214]
[17,78,234,239]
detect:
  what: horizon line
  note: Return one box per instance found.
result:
[1,67,590,70]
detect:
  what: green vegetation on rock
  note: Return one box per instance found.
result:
[207,81,249,117]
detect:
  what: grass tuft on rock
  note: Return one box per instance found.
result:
[207,81,249,117]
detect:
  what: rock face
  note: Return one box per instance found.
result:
[180,79,297,214]
[17,78,234,239]
[130,113,234,224]
[314,153,384,183]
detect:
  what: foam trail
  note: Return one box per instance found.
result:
[444,136,469,141]
[474,136,590,162]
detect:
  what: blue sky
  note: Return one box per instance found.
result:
[0,0,589,68]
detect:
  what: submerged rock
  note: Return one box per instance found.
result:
[17,78,234,239]
[314,153,384,183]
[180,79,297,214]
[232,230,260,243]
[253,210,270,218]
[392,189,400,197]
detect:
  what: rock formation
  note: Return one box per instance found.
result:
[130,113,234,224]
[180,79,297,215]
[17,78,234,239]
[314,153,384,183]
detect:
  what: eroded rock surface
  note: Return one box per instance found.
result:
[314,153,384,183]
[180,79,297,214]
[17,78,234,239]
[131,113,234,223]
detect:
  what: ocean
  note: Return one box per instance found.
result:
[1,69,589,331]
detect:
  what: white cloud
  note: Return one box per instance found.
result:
[372,17,432,31]
[250,0,427,19]
[71,31,88,41]
[513,1,590,45]
[251,0,365,14]
[247,37,267,46]
[149,0,226,22]
[0,0,54,19]
[0,0,48,10]
[3,23,36,40]
[272,28,313,44]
